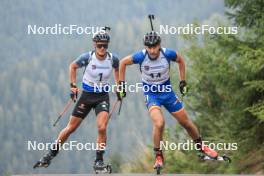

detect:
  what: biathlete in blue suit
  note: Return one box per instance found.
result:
[118,31,218,170]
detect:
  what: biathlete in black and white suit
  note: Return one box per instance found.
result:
[35,31,119,169]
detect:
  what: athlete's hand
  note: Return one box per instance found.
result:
[70,83,79,102]
[179,80,188,96]
[117,81,126,100]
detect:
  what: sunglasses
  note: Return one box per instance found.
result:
[96,44,108,49]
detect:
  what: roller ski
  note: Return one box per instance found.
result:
[33,152,55,168]
[93,159,112,174]
[198,144,231,163]
[153,149,164,175]
[198,152,231,163]
[33,144,59,169]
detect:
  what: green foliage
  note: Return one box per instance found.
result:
[225,0,264,29]
[0,0,226,175]
[108,152,123,173]
[4,0,264,174]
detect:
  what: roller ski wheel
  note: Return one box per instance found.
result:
[198,153,231,163]
[222,155,232,163]
[153,155,163,175]
[93,160,112,174]
[154,164,162,175]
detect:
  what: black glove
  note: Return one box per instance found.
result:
[117,81,126,100]
[70,83,78,102]
[179,80,188,96]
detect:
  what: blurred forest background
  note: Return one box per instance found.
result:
[0,0,263,175]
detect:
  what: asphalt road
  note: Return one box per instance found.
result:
[13,174,262,176]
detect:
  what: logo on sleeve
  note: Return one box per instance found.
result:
[78,104,86,109]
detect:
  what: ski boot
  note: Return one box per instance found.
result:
[195,137,231,163]
[93,159,112,174]
[153,149,164,175]
[33,151,57,168]
[200,144,218,159]
[33,144,59,168]
[199,144,231,163]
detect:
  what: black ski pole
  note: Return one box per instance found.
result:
[148,14,155,31]
[109,99,120,119]
[118,99,123,115]
[53,98,73,126]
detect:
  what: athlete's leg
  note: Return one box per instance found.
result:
[145,93,164,148]
[162,91,199,140]
[149,106,165,149]
[56,92,93,146]
[149,106,165,168]
[56,116,83,144]
[96,111,109,150]
[94,97,110,163]
[34,92,92,167]
[165,92,218,158]
[171,109,199,140]
[145,93,165,167]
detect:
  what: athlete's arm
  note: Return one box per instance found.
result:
[119,55,134,81]
[69,62,79,84]
[113,68,119,84]
[175,53,186,81]
[69,62,80,101]
[69,53,90,84]
[112,55,120,84]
